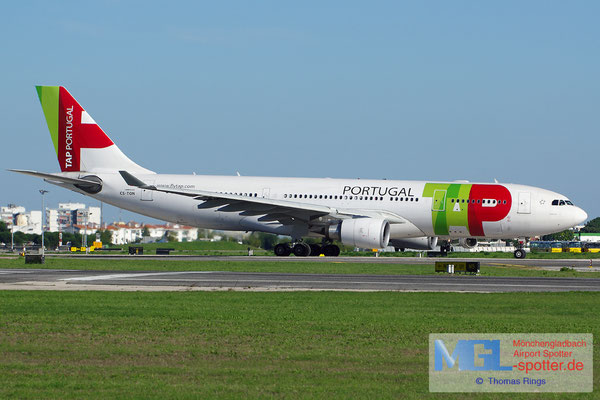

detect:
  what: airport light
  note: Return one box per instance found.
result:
[39,190,49,257]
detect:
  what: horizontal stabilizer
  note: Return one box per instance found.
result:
[8,169,101,186]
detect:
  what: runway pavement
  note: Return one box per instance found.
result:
[0,268,599,292]
[45,254,600,270]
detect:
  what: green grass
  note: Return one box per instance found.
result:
[0,257,599,278]
[0,291,597,399]
[96,240,270,256]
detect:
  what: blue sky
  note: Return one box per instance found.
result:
[1,1,599,223]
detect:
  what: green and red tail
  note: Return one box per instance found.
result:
[36,86,152,174]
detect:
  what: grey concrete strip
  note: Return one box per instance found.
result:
[0,269,598,292]
[42,254,600,268]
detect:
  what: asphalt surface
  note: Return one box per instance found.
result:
[45,254,600,270]
[0,268,599,292]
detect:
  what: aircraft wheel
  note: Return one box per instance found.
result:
[293,242,311,257]
[274,243,291,257]
[323,244,340,257]
[309,244,322,256]
[514,249,526,259]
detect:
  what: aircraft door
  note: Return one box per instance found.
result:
[141,181,155,201]
[262,188,270,199]
[517,192,531,214]
[432,190,446,212]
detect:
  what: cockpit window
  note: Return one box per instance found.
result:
[552,199,574,206]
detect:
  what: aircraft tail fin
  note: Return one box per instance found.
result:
[35,86,154,174]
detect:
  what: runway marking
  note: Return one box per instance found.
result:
[61,271,216,282]
[71,277,600,290]
[0,271,34,275]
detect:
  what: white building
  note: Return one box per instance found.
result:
[1,205,26,226]
[106,222,143,245]
[45,203,101,233]
[580,233,600,242]
[104,222,198,244]
[12,210,42,235]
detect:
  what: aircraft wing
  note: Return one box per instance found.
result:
[119,171,411,225]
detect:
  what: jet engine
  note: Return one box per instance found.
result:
[459,238,478,249]
[327,218,390,249]
[390,237,438,251]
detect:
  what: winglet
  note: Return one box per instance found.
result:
[119,170,156,190]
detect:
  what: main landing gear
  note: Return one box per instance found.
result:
[273,242,340,257]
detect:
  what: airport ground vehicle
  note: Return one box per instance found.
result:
[583,242,600,253]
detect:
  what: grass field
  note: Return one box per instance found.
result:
[0,290,597,399]
[0,257,599,278]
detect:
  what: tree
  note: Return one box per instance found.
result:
[97,230,113,245]
[167,231,178,242]
[581,217,600,233]
[242,232,279,250]
[541,229,574,241]
[142,226,150,237]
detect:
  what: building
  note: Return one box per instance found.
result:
[1,205,42,235]
[1,205,26,226]
[580,233,600,243]
[104,222,198,244]
[46,203,101,233]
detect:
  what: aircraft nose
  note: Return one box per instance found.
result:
[573,207,588,225]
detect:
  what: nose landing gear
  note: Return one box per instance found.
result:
[514,239,527,259]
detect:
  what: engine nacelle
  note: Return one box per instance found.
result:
[459,238,478,249]
[328,218,390,249]
[390,237,438,251]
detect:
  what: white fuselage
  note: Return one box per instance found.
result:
[72,172,586,240]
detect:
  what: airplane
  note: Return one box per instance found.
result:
[10,86,588,259]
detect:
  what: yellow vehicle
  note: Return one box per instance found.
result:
[583,243,600,253]
[550,241,565,253]
[566,241,583,253]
